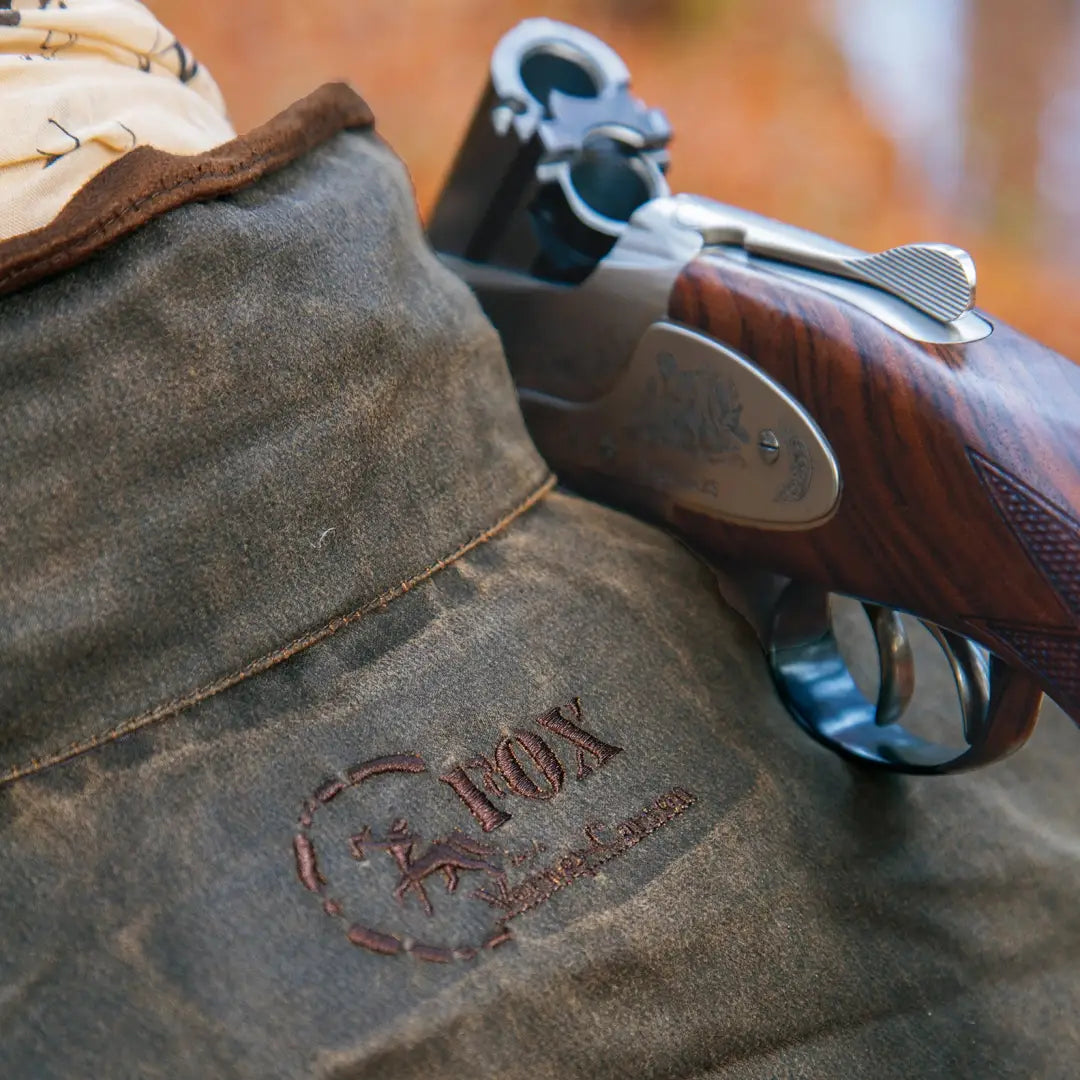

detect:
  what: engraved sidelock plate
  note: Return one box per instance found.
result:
[601,321,840,528]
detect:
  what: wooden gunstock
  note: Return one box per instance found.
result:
[668,254,1080,723]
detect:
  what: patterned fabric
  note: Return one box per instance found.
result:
[0,0,234,240]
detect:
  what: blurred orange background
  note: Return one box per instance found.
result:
[155,0,1080,360]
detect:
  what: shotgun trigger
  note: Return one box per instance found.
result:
[765,581,1043,772]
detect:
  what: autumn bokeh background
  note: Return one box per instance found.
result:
[155,0,1080,359]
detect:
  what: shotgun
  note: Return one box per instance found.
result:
[430,18,1080,773]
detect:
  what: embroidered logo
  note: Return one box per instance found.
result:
[293,698,695,963]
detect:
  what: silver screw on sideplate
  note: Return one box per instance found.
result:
[758,429,781,465]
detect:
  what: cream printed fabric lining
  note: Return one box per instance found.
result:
[0,0,235,240]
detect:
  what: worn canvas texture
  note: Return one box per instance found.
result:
[0,99,1078,1079]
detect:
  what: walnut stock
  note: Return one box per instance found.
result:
[667,253,1080,723]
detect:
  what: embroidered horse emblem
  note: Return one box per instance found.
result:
[349,819,506,916]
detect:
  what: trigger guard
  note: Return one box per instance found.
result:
[765,581,1043,773]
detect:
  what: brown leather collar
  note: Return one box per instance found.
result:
[0,82,374,299]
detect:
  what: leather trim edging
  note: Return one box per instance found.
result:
[0,82,374,298]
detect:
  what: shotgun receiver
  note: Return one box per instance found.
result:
[430,19,1080,772]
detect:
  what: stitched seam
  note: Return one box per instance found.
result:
[0,473,556,788]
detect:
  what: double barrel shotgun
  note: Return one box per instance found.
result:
[430,19,1080,774]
